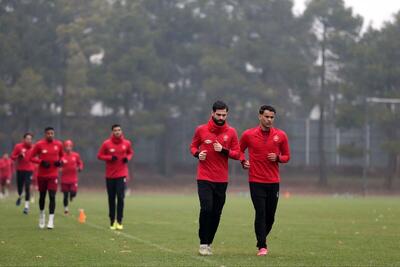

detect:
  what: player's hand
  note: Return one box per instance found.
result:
[241,160,250,169]
[198,150,207,161]
[123,157,128,164]
[54,160,63,167]
[111,155,118,162]
[213,141,223,152]
[40,160,51,168]
[267,153,278,162]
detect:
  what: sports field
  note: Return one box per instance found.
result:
[0,192,399,266]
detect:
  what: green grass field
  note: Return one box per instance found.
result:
[0,191,399,266]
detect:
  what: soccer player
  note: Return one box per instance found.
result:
[190,100,240,256]
[97,124,133,230]
[29,127,63,229]
[0,153,13,198]
[11,132,35,214]
[60,140,83,215]
[239,105,290,256]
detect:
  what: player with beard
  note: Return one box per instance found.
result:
[190,100,240,256]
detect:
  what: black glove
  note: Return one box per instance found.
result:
[123,157,128,164]
[111,155,118,162]
[18,154,24,159]
[54,160,63,167]
[40,161,51,168]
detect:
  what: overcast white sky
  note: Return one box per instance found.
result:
[293,0,400,29]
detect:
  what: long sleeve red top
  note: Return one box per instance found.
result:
[190,118,240,183]
[97,135,134,179]
[240,126,290,183]
[61,151,83,184]
[29,138,64,178]
[11,142,35,172]
[0,158,13,179]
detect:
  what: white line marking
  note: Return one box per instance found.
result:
[83,220,218,266]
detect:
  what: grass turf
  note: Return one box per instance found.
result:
[0,192,399,266]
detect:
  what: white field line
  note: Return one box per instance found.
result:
[83,220,219,266]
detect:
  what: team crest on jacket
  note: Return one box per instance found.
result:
[122,145,126,150]
[109,148,115,153]
[63,159,68,164]
[204,139,212,144]
[22,148,26,153]
[54,146,58,150]
[273,135,279,142]
[223,135,228,142]
[42,149,48,154]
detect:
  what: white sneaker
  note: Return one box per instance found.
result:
[39,212,45,229]
[199,244,210,256]
[47,214,54,229]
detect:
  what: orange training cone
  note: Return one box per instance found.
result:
[284,191,291,199]
[78,209,86,224]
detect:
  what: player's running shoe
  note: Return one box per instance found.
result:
[116,222,123,230]
[199,245,210,256]
[257,248,268,256]
[110,221,117,230]
[39,213,45,229]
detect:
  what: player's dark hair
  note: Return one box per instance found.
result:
[259,105,276,115]
[23,132,33,138]
[44,127,55,133]
[212,100,229,112]
[111,124,121,130]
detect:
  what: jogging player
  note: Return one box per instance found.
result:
[60,140,83,215]
[239,105,290,256]
[29,127,63,229]
[98,124,133,230]
[190,100,240,256]
[0,153,13,198]
[11,133,35,214]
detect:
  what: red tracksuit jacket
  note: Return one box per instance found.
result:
[61,151,83,184]
[240,126,290,183]
[11,142,35,172]
[29,139,64,178]
[97,135,134,179]
[190,118,240,182]
[0,158,13,179]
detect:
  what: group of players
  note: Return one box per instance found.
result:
[0,130,83,225]
[0,100,290,257]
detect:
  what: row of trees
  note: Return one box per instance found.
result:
[0,0,399,187]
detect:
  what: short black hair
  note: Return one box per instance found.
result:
[111,124,121,130]
[212,100,229,112]
[259,105,276,115]
[44,127,55,132]
[23,132,33,138]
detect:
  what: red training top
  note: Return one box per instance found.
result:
[190,118,240,183]
[97,135,134,179]
[240,126,290,183]
[11,142,35,172]
[61,151,83,184]
[29,138,64,178]
[0,158,13,179]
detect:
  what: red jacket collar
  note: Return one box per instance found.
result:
[208,118,228,134]
[23,142,32,149]
[258,126,275,135]
[110,134,124,144]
